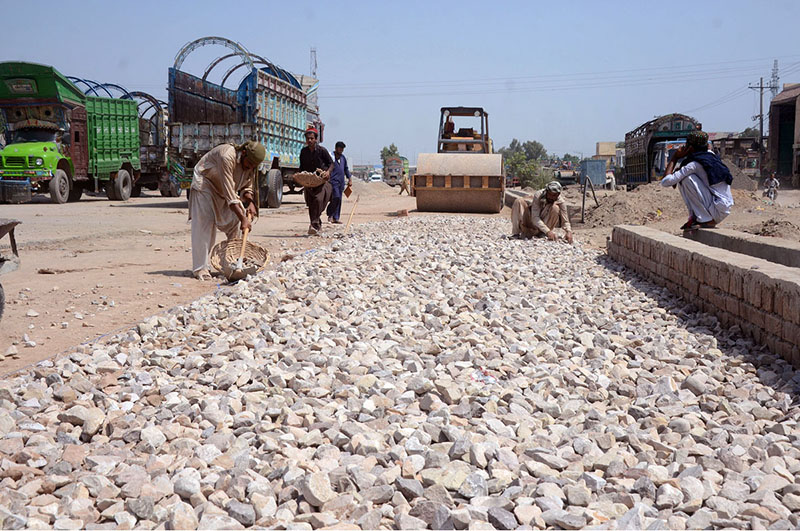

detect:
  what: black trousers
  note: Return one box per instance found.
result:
[304,182,332,231]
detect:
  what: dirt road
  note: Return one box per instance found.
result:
[0,182,423,373]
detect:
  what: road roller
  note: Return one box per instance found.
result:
[413,107,504,213]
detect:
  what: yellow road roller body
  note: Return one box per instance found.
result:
[414,107,505,214]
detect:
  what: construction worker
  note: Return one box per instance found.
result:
[511,181,573,243]
[398,170,410,195]
[189,141,265,280]
[299,127,333,235]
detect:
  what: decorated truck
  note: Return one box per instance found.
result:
[623,113,700,188]
[0,62,140,203]
[167,37,324,208]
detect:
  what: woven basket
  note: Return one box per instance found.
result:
[293,170,327,188]
[210,238,270,281]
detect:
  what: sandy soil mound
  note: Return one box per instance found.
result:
[721,157,758,191]
[578,184,763,229]
[742,218,800,240]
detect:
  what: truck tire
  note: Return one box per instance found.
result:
[114,169,132,201]
[106,183,118,200]
[161,179,182,197]
[49,169,69,204]
[265,169,283,208]
[67,182,83,202]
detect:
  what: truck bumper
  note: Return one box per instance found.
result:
[0,179,33,203]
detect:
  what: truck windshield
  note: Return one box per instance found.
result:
[10,129,57,143]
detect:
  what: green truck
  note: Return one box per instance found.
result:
[0,62,140,203]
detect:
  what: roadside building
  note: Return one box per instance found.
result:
[768,83,800,185]
[593,141,618,169]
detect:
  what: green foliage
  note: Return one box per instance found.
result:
[740,127,759,138]
[380,144,400,167]
[562,153,580,164]
[499,138,551,189]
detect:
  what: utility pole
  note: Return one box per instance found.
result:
[749,72,779,177]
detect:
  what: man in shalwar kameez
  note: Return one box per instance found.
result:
[326,141,351,224]
[511,181,574,243]
[188,141,265,280]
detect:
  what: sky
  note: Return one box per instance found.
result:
[3,0,798,166]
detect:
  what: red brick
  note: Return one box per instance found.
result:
[727,268,744,299]
[761,281,775,313]
[781,321,800,346]
[744,277,762,308]
[743,304,766,329]
[725,295,739,316]
[764,313,783,336]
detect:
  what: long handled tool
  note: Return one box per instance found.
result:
[343,194,360,234]
[233,213,252,273]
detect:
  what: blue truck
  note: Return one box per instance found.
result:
[167,37,323,208]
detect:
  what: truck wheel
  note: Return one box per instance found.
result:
[114,170,132,201]
[265,169,283,208]
[67,182,83,202]
[0,283,4,322]
[106,183,118,200]
[49,169,70,204]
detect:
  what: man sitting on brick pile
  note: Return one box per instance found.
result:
[510,181,574,244]
[661,130,733,230]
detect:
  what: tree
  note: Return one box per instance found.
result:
[522,140,547,160]
[380,144,400,167]
[740,127,759,138]
[563,153,580,164]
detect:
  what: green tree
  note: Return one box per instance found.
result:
[380,144,400,167]
[563,153,580,164]
[522,140,547,160]
[740,127,759,138]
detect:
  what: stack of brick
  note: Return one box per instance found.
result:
[608,225,800,366]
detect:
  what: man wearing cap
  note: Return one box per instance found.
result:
[189,141,265,280]
[661,130,733,230]
[299,127,334,234]
[511,181,574,243]
[326,141,351,224]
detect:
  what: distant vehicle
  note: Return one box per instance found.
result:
[384,156,403,186]
[650,139,687,179]
[624,113,699,188]
[368,173,383,183]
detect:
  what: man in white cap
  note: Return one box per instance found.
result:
[511,181,573,243]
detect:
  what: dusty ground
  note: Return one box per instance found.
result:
[0,182,424,373]
[2,179,798,374]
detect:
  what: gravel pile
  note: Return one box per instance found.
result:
[1,216,799,530]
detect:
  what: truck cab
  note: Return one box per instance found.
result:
[651,139,687,179]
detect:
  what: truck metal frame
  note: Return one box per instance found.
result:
[167,36,322,209]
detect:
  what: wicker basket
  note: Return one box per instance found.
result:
[293,170,327,188]
[210,238,270,281]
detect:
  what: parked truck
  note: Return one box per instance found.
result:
[167,37,323,208]
[623,113,700,188]
[384,156,403,186]
[0,62,140,204]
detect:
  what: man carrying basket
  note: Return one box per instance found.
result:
[299,127,334,235]
[189,141,266,281]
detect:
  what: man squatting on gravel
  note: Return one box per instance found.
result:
[660,130,734,230]
[188,141,266,281]
[511,180,574,244]
[299,127,334,235]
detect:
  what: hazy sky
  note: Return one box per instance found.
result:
[4,0,798,165]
